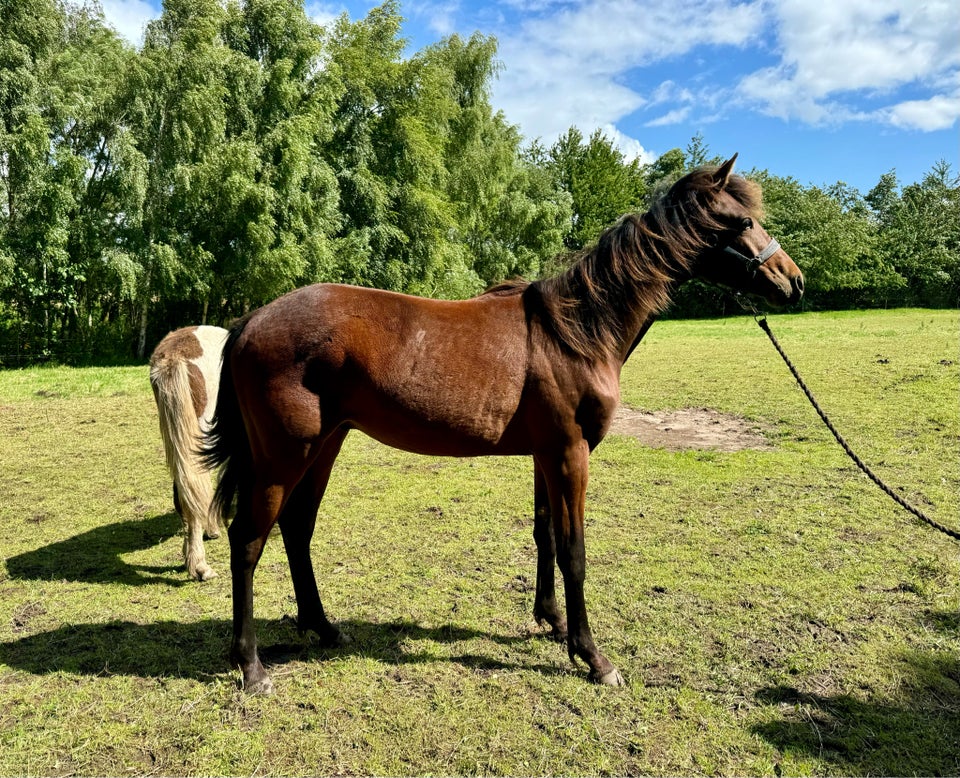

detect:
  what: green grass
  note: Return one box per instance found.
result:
[0,309,957,776]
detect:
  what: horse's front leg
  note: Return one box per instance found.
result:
[278,431,349,648]
[532,462,567,641]
[538,442,625,687]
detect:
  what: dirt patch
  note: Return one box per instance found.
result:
[609,406,772,452]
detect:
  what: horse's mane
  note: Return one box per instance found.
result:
[528,166,763,360]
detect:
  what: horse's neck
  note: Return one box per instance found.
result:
[620,314,657,363]
[616,257,691,364]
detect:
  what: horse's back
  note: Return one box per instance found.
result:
[151,325,228,424]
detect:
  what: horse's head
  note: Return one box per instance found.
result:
[670,155,804,307]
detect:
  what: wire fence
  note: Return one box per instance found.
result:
[0,330,141,368]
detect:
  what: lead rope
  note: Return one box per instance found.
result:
[738,299,960,542]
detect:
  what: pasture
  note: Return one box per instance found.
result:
[0,308,957,776]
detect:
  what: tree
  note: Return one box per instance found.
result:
[319,2,444,293]
[433,33,569,291]
[204,0,341,316]
[124,0,343,353]
[0,0,141,360]
[752,170,903,308]
[124,0,236,356]
[868,162,960,306]
[642,146,685,204]
[685,131,717,169]
[544,127,646,251]
[324,6,568,296]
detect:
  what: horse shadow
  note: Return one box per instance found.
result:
[751,609,960,776]
[0,617,562,683]
[4,515,562,681]
[5,512,191,586]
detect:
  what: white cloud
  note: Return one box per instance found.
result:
[883,91,960,131]
[488,0,959,143]
[408,0,461,37]
[738,0,960,129]
[648,80,695,108]
[305,2,345,29]
[498,0,578,10]
[491,0,765,144]
[600,124,656,164]
[644,107,691,128]
[101,0,157,45]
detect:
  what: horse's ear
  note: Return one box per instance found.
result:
[713,153,738,188]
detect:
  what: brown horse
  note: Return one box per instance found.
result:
[150,325,228,581]
[204,156,804,694]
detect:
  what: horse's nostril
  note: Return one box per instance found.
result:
[793,275,804,296]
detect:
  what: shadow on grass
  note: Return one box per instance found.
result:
[0,617,562,683]
[5,513,191,586]
[752,610,960,776]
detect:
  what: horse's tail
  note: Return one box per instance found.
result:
[150,349,216,528]
[201,315,254,523]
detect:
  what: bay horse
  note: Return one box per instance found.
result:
[204,156,804,693]
[149,325,228,581]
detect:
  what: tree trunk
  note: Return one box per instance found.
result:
[136,262,152,359]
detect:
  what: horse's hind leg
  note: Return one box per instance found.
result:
[176,472,217,581]
[229,476,290,695]
[532,462,567,641]
[183,515,216,581]
[202,485,222,540]
[278,429,349,647]
[173,483,182,516]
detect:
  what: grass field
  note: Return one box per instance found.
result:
[0,308,957,776]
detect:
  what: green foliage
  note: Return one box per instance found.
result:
[868,162,960,307]
[752,171,898,308]
[541,127,645,250]
[0,1,956,363]
[749,164,959,312]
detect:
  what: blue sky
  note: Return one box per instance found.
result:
[103,0,959,194]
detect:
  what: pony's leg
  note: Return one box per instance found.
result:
[177,474,217,582]
[229,477,291,695]
[183,515,216,581]
[532,462,567,640]
[538,443,625,687]
[203,473,221,539]
[278,430,348,647]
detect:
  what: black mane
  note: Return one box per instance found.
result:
[530,166,763,360]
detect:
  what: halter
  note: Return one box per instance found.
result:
[723,238,780,277]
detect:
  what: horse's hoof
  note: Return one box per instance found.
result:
[533,615,568,643]
[590,668,626,687]
[194,566,217,582]
[316,627,352,648]
[243,675,274,695]
[294,618,351,648]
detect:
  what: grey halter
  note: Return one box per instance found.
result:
[723,238,780,276]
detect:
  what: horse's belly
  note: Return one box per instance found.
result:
[348,377,526,456]
[334,348,524,455]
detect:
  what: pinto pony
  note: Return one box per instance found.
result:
[205,157,804,693]
[150,325,228,581]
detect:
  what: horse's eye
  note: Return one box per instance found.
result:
[741,217,753,231]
